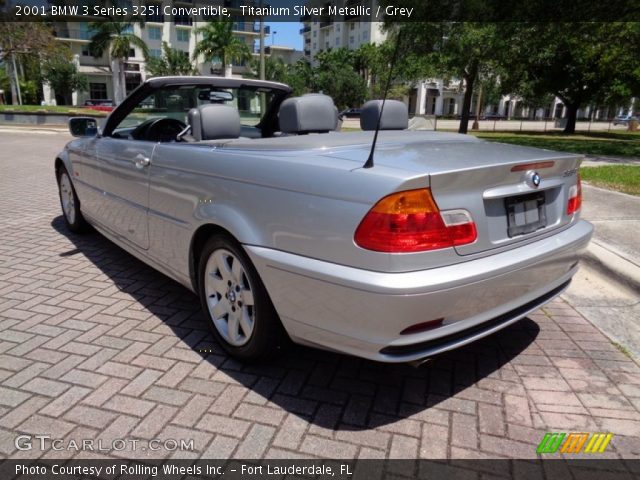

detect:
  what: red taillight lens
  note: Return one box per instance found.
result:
[567,173,582,215]
[354,188,477,252]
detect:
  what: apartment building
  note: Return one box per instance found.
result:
[300,1,385,61]
[48,0,279,105]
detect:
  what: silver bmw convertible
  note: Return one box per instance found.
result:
[55,76,592,363]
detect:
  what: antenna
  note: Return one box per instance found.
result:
[363,31,403,169]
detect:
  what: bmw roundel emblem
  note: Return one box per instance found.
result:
[529,171,541,188]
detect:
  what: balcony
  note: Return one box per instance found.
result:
[319,20,333,28]
[299,26,311,34]
[251,24,270,34]
[304,49,311,56]
[54,28,92,41]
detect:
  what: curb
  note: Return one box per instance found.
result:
[581,241,640,293]
[0,124,69,133]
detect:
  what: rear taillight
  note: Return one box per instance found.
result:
[567,173,582,215]
[354,188,477,252]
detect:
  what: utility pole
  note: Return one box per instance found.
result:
[259,0,265,80]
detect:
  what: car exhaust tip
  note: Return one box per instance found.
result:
[407,357,432,368]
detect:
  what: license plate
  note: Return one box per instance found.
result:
[505,192,547,237]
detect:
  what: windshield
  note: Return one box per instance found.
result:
[113,84,277,133]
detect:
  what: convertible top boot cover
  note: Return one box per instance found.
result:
[360,100,409,131]
[189,104,241,141]
[278,94,339,134]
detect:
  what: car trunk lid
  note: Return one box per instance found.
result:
[370,139,583,256]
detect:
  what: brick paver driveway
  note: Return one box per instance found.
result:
[1,129,639,461]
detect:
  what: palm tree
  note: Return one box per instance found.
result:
[193,20,251,77]
[89,20,148,104]
[145,42,198,77]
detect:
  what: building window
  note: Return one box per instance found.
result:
[177,29,189,42]
[126,73,141,95]
[313,30,317,38]
[325,41,329,49]
[81,46,90,56]
[312,42,316,50]
[350,22,355,30]
[79,22,92,40]
[149,48,162,58]
[447,98,456,115]
[335,37,339,46]
[148,26,161,40]
[89,83,108,100]
[128,48,136,58]
[174,14,192,25]
[349,35,354,44]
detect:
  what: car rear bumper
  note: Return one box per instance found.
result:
[245,220,593,363]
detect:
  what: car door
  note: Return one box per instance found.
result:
[67,136,102,218]
[94,138,153,250]
[90,85,192,251]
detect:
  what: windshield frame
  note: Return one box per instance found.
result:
[101,77,292,139]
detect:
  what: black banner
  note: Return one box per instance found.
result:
[2,459,640,480]
[1,0,640,23]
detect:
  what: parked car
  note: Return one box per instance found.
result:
[56,77,592,363]
[613,114,638,126]
[83,99,115,107]
[83,99,115,113]
[481,113,507,120]
[339,107,362,118]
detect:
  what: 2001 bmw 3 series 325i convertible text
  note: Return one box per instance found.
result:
[55,77,592,363]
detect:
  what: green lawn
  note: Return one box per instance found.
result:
[0,105,106,116]
[474,131,640,158]
[580,165,640,196]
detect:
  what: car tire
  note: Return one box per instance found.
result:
[57,166,91,233]
[198,235,289,362]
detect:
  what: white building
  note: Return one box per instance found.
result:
[300,1,386,63]
[48,1,302,105]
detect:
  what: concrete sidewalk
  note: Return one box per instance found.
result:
[580,184,640,290]
[562,183,640,359]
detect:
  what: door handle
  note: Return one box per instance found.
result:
[134,154,150,169]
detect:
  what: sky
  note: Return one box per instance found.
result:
[266,22,303,50]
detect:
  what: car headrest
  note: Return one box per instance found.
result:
[188,104,241,141]
[360,100,409,131]
[278,94,339,134]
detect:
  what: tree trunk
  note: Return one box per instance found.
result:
[119,59,127,103]
[563,103,579,134]
[458,62,478,134]
[6,58,19,105]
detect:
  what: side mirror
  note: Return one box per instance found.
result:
[69,117,99,137]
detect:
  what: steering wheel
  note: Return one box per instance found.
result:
[145,118,187,142]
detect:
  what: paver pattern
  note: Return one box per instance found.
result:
[0,131,639,461]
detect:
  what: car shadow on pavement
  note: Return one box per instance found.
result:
[52,216,540,431]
